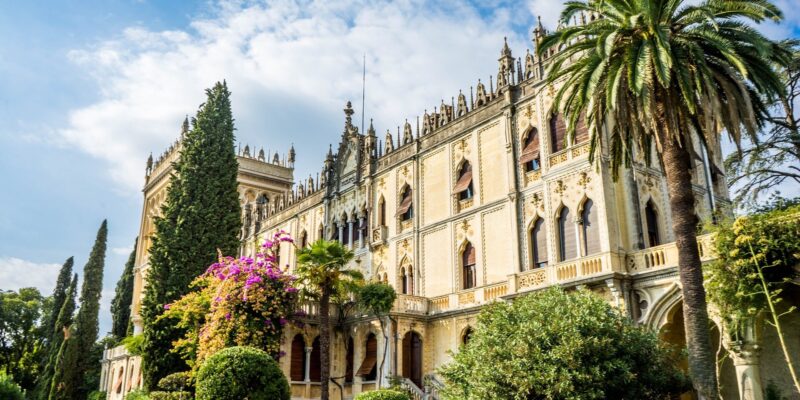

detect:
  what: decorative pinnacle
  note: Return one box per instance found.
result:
[501,36,512,56]
[344,101,355,127]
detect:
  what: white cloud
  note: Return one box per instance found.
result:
[111,246,133,256]
[59,0,538,193]
[0,257,63,294]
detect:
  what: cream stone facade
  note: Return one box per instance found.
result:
[101,31,800,400]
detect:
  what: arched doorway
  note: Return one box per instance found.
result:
[402,331,423,388]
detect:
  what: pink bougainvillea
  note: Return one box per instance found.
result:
[162,231,299,367]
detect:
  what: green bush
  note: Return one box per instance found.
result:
[438,288,690,400]
[0,373,25,400]
[87,390,107,400]
[158,371,193,392]
[195,346,289,400]
[126,389,150,400]
[355,389,410,400]
[149,391,192,400]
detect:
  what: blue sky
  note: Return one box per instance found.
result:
[0,0,798,334]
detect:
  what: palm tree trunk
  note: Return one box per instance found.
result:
[320,289,331,400]
[660,134,719,399]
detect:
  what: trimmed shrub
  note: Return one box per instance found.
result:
[0,373,25,400]
[158,371,193,392]
[355,389,411,400]
[126,389,150,400]
[150,391,192,400]
[196,346,289,400]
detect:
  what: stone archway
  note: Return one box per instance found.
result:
[402,331,423,388]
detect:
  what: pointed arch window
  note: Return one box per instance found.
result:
[454,161,474,200]
[462,242,476,289]
[462,327,474,346]
[378,196,386,226]
[309,336,321,382]
[299,230,308,248]
[356,333,378,381]
[342,215,351,246]
[574,113,589,144]
[530,217,548,269]
[645,200,661,247]
[318,224,324,241]
[400,263,413,295]
[290,334,306,382]
[580,199,600,256]
[549,113,567,153]
[345,336,355,383]
[520,128,541,172]
[557,207,577,261]
[397,186,413,221]
[359,213,369,247]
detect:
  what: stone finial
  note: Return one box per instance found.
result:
[525,49,535,79]
[272,152,280,164]
[475,80,488,107]
[243,144,251,157]
[258,148,266,161]
[288,144,296,164]
[403,119,413,144]
[146,153,153,174]
[181,115,189,136]
[344,101,355,128]
[384,129,394,153]
[368,119,376,137]
[325,144,335,170]
[422,110,432,135]
[457,90,468,117]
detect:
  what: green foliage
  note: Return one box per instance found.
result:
[295,240,363,301]
[121,335,145,356]
[87,390,106,400]
[706,206,800,327]
[126,389,150,400]
[195,346,289,400]
[42,258,73,344]
[149,391,191,400]
[358,283,397,316]
[0,287,45,392]
[157,371,193,392]
[142,82,242,388]
[0,372,25,400]
[111,237,137,339]
[354,389,410,400]
[38,274,77,400]
[438,288,689,400]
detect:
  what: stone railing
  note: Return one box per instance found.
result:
[392,294,429,315]
[524,169,542,185]
[401,219,413,232]
[548,142,590,169]
[400,378,426,400]
[483,282,508,301]
[510,252,621,293]
[628,233,716,273]
[458,198,474,212]
[371,225,388,246]
[429,296,450,313]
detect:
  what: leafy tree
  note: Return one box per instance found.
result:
[296,240,363,400]
[358,283,397,385]
[438,288,689,400]
[42,258,73,344]
[37,274,77,400]
[706,205,800,393]
[538,0,788,396]
[111,237,137,339]
[354,389,409,400]
[55,220,107,399]
[726,43,800,207]
[142,81,242,388]
[0,372,25,400]
[0,287,45,392]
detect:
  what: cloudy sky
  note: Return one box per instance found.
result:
[1,0,798,334]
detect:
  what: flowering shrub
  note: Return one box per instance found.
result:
[161,231,299,366]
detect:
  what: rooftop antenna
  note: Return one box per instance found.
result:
[361,53,366,135]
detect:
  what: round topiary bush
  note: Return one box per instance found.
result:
[355,389,410,400]
[196,346,289,400]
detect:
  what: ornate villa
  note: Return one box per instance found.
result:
[99,24,799,400]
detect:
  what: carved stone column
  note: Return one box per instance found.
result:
[725,317,764,400]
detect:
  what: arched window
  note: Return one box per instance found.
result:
[318,224,324,241]
[645,200,660,247]
[462,242,476,289]
[290,334,306,382]
[310,336,321,382]
[378,196,386,226]
[454,161,474,200]
[357,333,378,381]
[397,186,413,221]
[342,214,351,246]
[581,199,600,256]
[299,230,308,248]
[520,128,541,172]
[557,207,577,261]
[359,212,369,247]
[345,336,355,383]
[462,327,474,346]
[549,113,567,153]
[400,267,408,294]
[400,263,413,295]
[530,218,548,269]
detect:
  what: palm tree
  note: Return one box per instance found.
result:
[296,240,364,400]
[538,0,789,397]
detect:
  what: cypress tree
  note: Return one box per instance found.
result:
[111,237,137,339]
[142,81,242,388]
[58,220,107,399]
[45,273,77,400]
[43,257,74,342]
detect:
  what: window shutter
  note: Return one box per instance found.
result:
[310,337,321,382]
[550,114,567,153]
[453,169,473,193]
[519,131,540,164]
[533,219,548,268]
[356,335,378,377]
[559,208,577,261]
[396,190,413,216]
[290,335,306,381]
[581,200,601,256]
[574,113,589,144]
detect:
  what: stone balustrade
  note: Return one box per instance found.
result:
[628,233,716,273]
